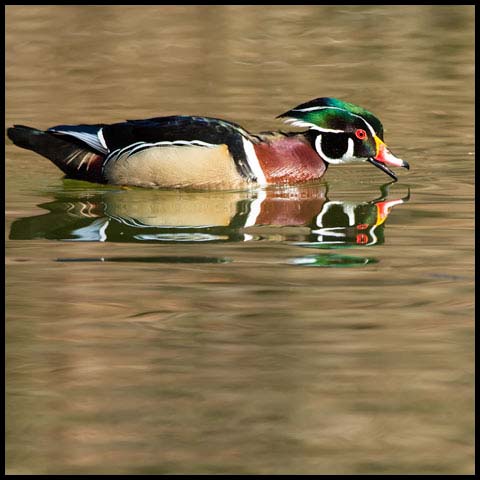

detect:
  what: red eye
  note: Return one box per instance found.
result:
[355,129,367,140]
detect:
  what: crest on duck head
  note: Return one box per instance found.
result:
[277,97,384,140]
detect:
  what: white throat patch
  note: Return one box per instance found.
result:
[315,135,357,165]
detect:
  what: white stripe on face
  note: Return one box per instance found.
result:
[291,105,378,137]
[282,117,344,133]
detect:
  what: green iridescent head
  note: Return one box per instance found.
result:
[277,97,409,181]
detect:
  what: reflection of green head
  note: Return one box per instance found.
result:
[277,97,384,140]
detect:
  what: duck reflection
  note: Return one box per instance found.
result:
[9,182,409,246]
[298,183,410,248]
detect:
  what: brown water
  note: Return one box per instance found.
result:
[5,5,474,475]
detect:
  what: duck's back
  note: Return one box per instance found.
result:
[7,116,262,188]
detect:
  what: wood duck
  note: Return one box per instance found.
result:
[7,97,409,189]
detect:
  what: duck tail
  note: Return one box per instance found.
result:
[7,125,106,183]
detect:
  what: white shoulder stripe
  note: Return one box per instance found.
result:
[242,138,267,186]
[97,128,108,151]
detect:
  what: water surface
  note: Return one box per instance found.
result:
[5,5,474,475]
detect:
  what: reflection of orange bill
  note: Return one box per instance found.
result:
[375,198,407,226]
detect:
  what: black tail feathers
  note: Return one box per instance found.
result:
[7,125,106,183]
[7,125,45,151]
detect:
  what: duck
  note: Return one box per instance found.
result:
[6,97,409,189]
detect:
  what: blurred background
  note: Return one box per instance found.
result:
[5,5,474,474]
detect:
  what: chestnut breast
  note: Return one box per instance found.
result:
[253,135,326,184]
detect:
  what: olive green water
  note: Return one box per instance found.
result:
[5,5,474,475]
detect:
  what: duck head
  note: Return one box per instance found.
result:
[278,97,409,181]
